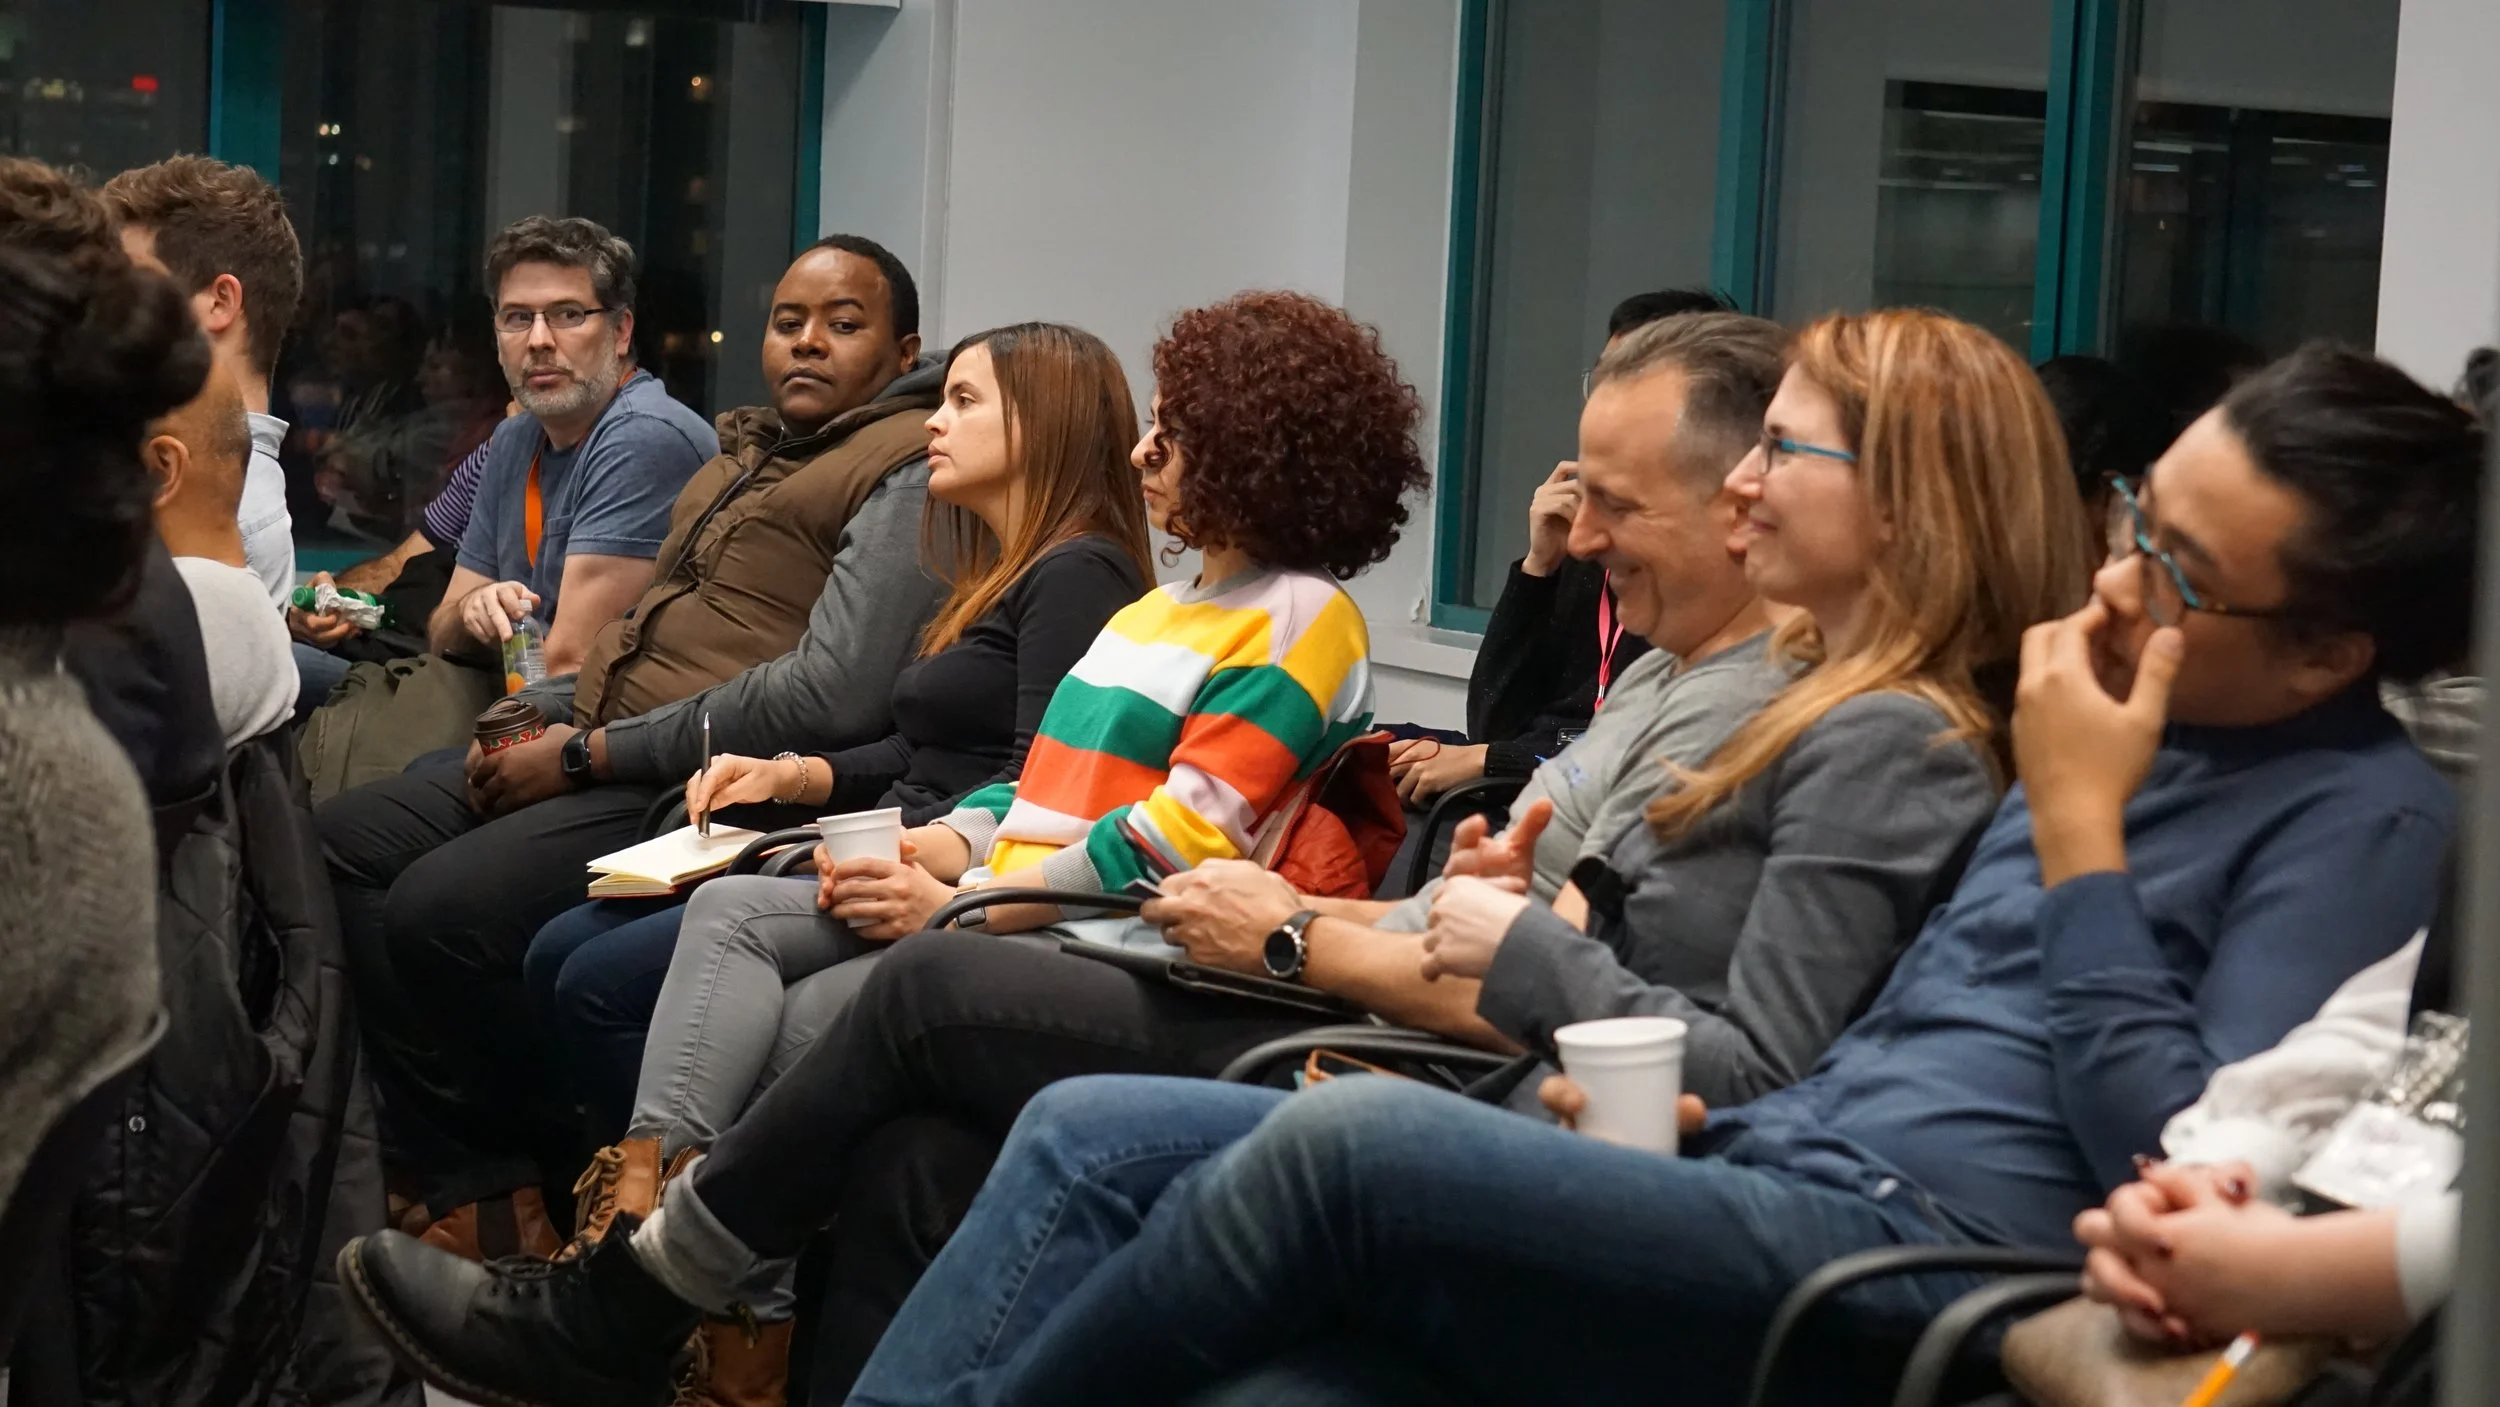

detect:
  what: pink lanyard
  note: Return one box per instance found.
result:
[1595,572,1625,710]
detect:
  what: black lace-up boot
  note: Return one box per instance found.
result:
[340,1215,702,1407]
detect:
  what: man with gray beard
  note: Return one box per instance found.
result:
[428,216,715,676]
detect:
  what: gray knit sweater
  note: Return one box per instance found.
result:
[0,627,160,1212]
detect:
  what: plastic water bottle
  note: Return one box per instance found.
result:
[503,615,551,694]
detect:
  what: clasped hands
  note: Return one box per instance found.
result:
[2075,1158,2290,1349]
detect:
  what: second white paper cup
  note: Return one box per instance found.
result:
[1554,1015,1689,1156]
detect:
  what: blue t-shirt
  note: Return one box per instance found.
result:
[455,369,718,625]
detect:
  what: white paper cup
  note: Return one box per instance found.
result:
[817,807,904,865]
[1554,1016,1689,1155]
[817,808,904,927]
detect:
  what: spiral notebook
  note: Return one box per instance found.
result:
[585,824,761,898]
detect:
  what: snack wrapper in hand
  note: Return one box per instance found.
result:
[2294,1010,2469,1211]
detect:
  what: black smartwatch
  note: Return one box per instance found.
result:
[559,730,596,788]
[1262,909,1320,982]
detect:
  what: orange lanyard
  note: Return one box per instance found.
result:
[522,448,544,569]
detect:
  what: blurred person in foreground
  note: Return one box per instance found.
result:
[0,240,210,1216]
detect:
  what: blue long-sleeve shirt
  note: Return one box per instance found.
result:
[1706,686,2453,1251]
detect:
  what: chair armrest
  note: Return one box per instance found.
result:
[1399,776,1526,896]
[1890,1274,2082,1407]
[638,784,689,841]
[760,842,822,878]
[727,827,825,877]
[1745,1245,2087,1407]
[1215,1026,1515,1085]
[927,888,1146,930]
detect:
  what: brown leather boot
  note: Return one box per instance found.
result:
[672,1317,792,1407]
[414,1185,566,1262]
[565,1137,697,1259]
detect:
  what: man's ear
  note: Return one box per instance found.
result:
[2285,629,2375,707]
[195,273,246,339]
[897,332,923,372]
[142,433,188,509]
[611,308,635,359]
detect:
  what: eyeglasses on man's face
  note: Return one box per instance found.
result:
[2105,477,2290,628]
[496,304,615,336]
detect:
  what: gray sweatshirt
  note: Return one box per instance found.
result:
[1376,634,1786,931]
[589,462,947,782]
[1480,690,1998,1108]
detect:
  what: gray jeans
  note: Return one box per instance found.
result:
[627,875,886,1159]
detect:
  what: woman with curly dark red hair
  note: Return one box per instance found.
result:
[339,291,1432,1402]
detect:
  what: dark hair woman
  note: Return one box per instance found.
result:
[0,239,211,1220]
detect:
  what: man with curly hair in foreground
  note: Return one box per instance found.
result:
[338,289,1433,1404]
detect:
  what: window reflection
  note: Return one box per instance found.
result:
[274,0,799,568]
[1874,82,2045,348]
[2117,105,2391,354]
[2115,0,2398,355]
[0,0,208,171]
[1772,0,2053,344]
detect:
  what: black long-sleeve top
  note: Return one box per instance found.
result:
[1465,556,1652,778]
[816,535,1144,825]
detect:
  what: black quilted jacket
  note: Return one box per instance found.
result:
[63,735,419,1407]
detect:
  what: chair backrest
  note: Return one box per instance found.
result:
[0,1011,165,1364]
[2410,843,2460,1018]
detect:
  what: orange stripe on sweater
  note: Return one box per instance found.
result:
[1168,711,1308,811]
[1005,736,1172,824]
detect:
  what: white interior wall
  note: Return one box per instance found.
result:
[818,0,1474,726]
[2374,0,2500,388]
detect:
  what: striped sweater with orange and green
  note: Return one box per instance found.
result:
[934,566,1375,895]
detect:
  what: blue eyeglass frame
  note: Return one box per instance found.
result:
[1762,433,1857,465]
[2109,477,2289,621]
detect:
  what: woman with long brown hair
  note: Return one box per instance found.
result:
[517,323,1151,1283]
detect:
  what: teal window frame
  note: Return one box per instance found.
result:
[1429,0,2140,634]
[208,0,283,178]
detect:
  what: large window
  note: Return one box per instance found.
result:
[2113,0,2397,355]
[1430,0,2406,632]
[1436,0,1723,623]
[269,0,806,569]
[0,0,208,171]
[1770,1,2052,348]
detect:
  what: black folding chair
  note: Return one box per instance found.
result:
[1742,1245,2087,1407]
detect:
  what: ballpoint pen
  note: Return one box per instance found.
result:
[697,711,712,838]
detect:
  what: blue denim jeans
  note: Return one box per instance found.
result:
[525,898,685,1144]
[852,1075,1982,1407]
